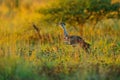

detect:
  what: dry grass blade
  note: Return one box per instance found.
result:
[32,24,42,40]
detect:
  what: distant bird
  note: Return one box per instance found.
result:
[59,22,90,52]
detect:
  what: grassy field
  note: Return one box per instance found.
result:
[0,0,120,80]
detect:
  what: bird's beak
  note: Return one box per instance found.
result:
[56,23,60,26]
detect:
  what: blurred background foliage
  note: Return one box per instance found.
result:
[0,0,119,24]
[38,0,120,25]
[0,0,120,80]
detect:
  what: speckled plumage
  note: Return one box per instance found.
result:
[59,22,90,52]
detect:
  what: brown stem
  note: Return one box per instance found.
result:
[32,24,41,40]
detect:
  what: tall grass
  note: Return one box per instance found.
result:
[0,0,120,80]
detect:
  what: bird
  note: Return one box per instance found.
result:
[59,22,90,52]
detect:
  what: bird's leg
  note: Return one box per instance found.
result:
[73,46,80,61]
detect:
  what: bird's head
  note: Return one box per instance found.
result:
[59,22,65,27]
[60,22,65,26]
[58,22,66,28]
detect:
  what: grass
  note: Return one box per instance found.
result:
[0,0,120,80]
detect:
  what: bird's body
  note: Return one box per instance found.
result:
[59,22,90,52]
[64,35,82,45]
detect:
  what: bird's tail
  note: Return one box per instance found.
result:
[78,39,90,53]
[83,41,91,53]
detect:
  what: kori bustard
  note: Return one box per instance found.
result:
[59,22,90,52]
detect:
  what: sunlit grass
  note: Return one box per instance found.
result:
[0,0,120,80]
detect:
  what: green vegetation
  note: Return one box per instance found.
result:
[39,0,119,24]
[0,0,120,80]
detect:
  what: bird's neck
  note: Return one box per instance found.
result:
[62,25,69,37]
[64,29,69,37]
